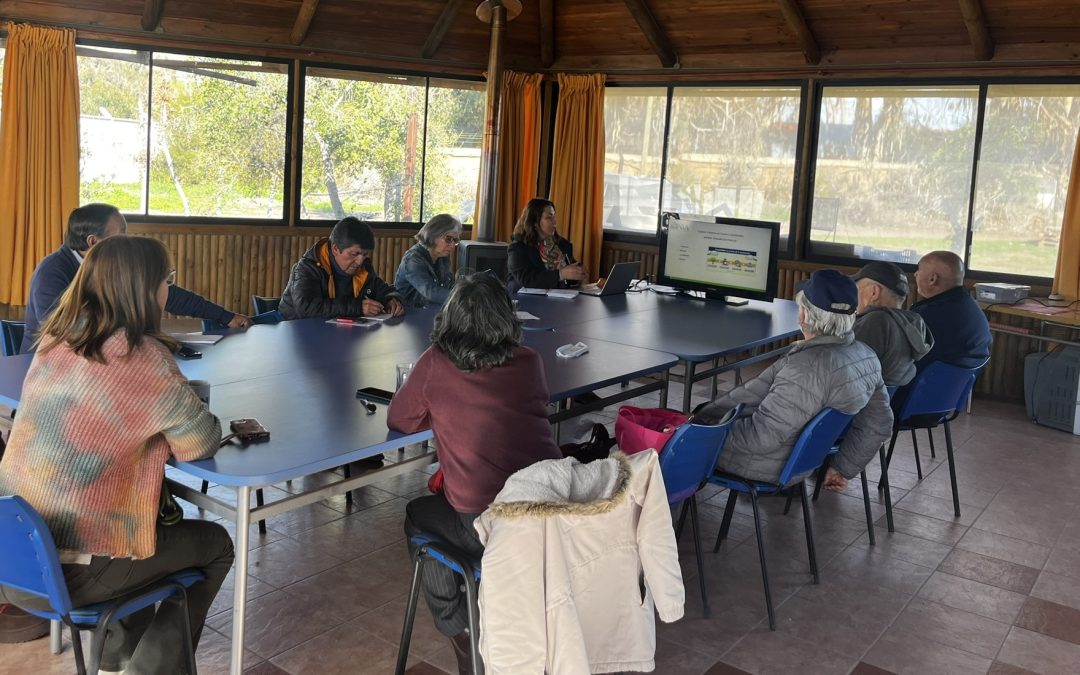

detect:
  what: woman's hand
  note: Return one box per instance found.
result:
[559,263,586,282]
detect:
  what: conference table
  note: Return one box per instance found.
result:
[0,290,801,674]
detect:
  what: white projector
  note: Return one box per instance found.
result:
[974,282,1030,304]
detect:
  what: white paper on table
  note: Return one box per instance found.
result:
[517,288,549,295]
[546,289,579,299]
[364,313,393,322]
[170,332,224,345]
[515,311,540,321]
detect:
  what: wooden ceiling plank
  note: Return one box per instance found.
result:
[421,0,465,60]
[775,0,821,65]
[141,0,164,31]
[539,0,555,67]
[621,0,679,68]
[290,0,321,45]
[957,0,995,61]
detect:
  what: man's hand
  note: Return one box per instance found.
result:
[227,314,253,329]
[386,298,405,317]
[823,467,849,492]
[361,299,385,316]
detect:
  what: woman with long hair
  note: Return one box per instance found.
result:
[507,198,588,290]
[0,236,234,675]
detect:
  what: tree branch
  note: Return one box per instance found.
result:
[621,0,678,69]
[422,0,465,59]
[957,0,994,61]
[290,0,322,46]
[775,0,821,65]
[141,0,164,31]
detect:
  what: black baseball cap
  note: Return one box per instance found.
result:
[851,261,909,300]
[795,269,858,315]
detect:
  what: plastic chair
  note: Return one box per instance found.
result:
[0,496,203,675]
[709,408,854,630]
[201,310,281,335]
[660,403,743,619]
[879,359,988,523]
[0,320,25,357]
[251,296,281,315]
[395,534,482,675]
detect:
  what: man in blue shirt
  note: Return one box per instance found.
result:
[21,203,251,352]
[910,250,992,370]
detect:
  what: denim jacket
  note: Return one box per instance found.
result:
[394,243,454,307]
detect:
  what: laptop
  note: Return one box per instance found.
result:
[579,261,640,296]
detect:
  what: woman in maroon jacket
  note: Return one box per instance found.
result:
[387,272,561,674]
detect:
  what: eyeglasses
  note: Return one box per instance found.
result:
[165,269,177,286]
[443,234,461,246]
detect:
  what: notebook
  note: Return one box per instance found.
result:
[579,261,640,296]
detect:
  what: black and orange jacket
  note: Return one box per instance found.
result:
[279,238,402,320]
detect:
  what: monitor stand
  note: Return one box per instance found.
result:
[677,289,749,306]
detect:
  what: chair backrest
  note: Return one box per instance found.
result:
[0,320,25,357]
[776,408,855,487]
[202,310,281,335]
[659,404,744,503]
[0,496,73,615]
[252,296,281,315]
[896,358,988,427]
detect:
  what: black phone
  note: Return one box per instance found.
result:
[356,386,394,405]
[177,345,202,360]
[229,418,270,443]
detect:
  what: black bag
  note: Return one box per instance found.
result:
[158,479,183,526]
[560,423,617,464]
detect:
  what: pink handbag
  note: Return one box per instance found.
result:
[614,406,689,455]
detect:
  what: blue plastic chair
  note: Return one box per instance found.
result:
[880,359,988,525]
[395,534,482,675]
[201,309,281,335]
[709,408,854,630]
[660,403,743,619]
[0,496,203,675]
[0,320,24,356]
[251,296,281,315]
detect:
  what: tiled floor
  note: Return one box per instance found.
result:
[3,378,1080,675]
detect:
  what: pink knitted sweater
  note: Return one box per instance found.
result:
[0,333,221,559]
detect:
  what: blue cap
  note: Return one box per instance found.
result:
[796,269,858,315]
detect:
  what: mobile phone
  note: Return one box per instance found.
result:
[177,345,202,360]
[356,386,394,405]
[229,418,270,443]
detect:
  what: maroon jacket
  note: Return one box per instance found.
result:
[387,345,562,514]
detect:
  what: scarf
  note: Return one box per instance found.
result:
[315,238,368,299]
[538,236,563,271]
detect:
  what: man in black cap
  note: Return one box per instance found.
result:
[852,261,934,387]
[696,269,892,490]
[279,216,405,320]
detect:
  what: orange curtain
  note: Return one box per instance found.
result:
[1054,129,1080,298]
[549,73,605,278]
[492,71,542,242]
[0,23,80,306]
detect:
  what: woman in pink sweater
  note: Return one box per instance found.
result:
[0,236,233,675]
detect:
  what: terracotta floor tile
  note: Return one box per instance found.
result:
[996,626,1080,673]
[917,571,1027,624]
[722,629,857,674]
[821,545,935,596]
[852,529,954,569]
[194,627,265,674]
[403,661,451,675]
[986,661,1039,675]
[888,597,1011,658]
[877,508,970,544]
[1043,546,1080,581]
[849,663,896,675]
[955,528,1052,570]
[863,627,993,675]
[648,635,718,675]
[701,662,754,675]
[1014,596,1080,646]
[972,504,1067,547]
[206,589,350,660]
[280,559,406,621]
[763,593,903,658]
[268,622,404,675]
[892,491,981,526]
[1030,570,1080,612]
[246,537,347,588]
[244,661,291,675]
[937,548,1040,594]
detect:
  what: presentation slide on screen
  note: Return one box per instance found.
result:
[665,218,772,293]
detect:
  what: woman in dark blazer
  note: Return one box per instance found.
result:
[507,198,587,290]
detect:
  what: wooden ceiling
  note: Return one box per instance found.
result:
[2,0,1079,75]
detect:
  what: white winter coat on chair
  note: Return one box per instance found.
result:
[473,450,684,674]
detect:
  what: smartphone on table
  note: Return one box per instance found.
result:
[355,387,394,405]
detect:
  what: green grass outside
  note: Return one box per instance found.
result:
[830,233,1057,278]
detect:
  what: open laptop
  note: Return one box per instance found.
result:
[579,261,640,296]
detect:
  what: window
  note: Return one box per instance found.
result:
[665,87,802,243]
[300,68,483,224]
[78,46,289,219]
[809,85,979,264]
[603,87,666,232]
[969,85,1080,277]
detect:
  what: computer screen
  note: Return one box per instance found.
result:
[658,213,780,303]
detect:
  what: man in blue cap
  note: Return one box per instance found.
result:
[695,269,893,490]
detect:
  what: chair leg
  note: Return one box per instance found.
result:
[910,429,923,480]
[782,495,794,515]
[944,421,961,518]
[860,470,875,546]
[343,464,354,507]
[174,585,198,675]
[255,488,267,535]
[200,480,209,494]
[395,553,427,675]
[714,490,738,553]
[798,482,819,583]
[688,495,710,618]
[675,500,690,541]
[67,621,87,675]
[879,431,899,487]
[879,444,895,532]
[461,566,482,675]
[812,455,832,502]
[746,489,775,630]
[926,428,937,458]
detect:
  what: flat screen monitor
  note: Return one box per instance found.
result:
[658,213,780,304]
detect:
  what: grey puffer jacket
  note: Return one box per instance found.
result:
[697,333,893,482]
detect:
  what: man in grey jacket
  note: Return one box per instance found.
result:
[696,270,893,491]
[852,261,934,387]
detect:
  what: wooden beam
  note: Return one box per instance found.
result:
[775,0,820,65]
[289,0,321,46]
[421,0,464,60]
[539,0,555,68]
[621,0,678,69]
[957,0,995,61]
[141,0,164,31]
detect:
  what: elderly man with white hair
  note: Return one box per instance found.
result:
[695,269,893,491]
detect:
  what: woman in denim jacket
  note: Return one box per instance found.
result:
[395,213,462,307]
